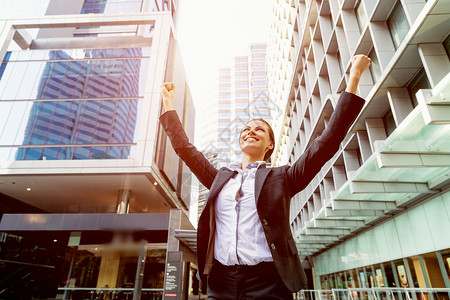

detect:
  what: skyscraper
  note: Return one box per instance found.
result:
[216,43,270,167]
[0,0,197,298]
[268,0,450,292]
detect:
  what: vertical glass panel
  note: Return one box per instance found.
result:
[407,68,431,107]
[369,48,382,82]
[406,257,420,287]
[382,108,396,136]
[444,34,450,59]
[387,2,410,50]
[355,0,368,33]
[422,252,447,288]
[383,262,397,287]
[441,249,450,284]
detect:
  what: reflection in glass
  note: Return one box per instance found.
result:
[387,2,410,50]
[0,48,147,161]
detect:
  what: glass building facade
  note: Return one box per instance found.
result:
[0,0,197,299]
[0,48,148,161]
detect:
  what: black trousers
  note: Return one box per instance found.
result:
[207,259,293,300]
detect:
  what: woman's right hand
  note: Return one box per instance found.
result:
[161,82,175,111]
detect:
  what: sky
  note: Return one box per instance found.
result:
[177,0,273,147]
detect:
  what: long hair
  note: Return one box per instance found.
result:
[241,118,275,162]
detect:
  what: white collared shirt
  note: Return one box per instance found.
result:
[213,161,273,265]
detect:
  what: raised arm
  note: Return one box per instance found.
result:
[160,82,218,189]
[287,55,371,197]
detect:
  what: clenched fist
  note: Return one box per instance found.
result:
[350,55,371,78]
[161,82,175,112]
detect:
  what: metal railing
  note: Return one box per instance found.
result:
[57,287,164,300]
[297,288,450,300]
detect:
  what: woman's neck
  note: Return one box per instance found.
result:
[242,153,265,170]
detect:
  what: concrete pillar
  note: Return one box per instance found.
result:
[332,165,347,190]
[356,131,372,163]
[0,21,14,63]
[341,9,361,54]
[365,118,387,153]
[400,0,426,26]
[343,149,360,178]
[369,22,396,71]
[326,54,342,93]
[97,251,121,288]
[387,87,414,126]
[164,209,197,300]
[418,43,450,88]
[116,189,131,214]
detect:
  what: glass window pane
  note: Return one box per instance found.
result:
[407,68,431,107]
[387,2,410,50]
[368,48,382,82]
[355,0,368,33]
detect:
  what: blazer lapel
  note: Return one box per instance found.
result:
[204,168,237,208]
[255,167,272,206]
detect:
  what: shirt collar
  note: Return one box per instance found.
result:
[228,161,266,171]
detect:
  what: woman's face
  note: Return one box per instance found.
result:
[239,120,274,158]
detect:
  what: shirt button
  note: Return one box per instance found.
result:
[271,243,276,250]
[262,219,268,226]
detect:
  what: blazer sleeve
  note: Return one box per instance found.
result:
[159,110,218,189]
[286,91,365,197]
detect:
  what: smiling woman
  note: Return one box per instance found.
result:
[159,55,371,299]
[239,119,275,162]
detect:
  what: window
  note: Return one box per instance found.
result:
[251,62,265,69]
[252,71,266,78]
[235,75,249,82]
[444,34,450,59]
[406,68,430,107]
[235,83,248,90]
[219,69,231,75]
[355,0,368,33]
[251,44,266,50]
[382,108,396,136]
[0,51,11,81]
[218,103,230,109]
[218,112,230,119]
[368,48,382,82]
[235,101,249,109]
[336,50,344,76]
[236,66,248,72]
[235,57,248,64]
[235,92,249,100]
[387,2,410,50]
[252,53,266,60]
[252,80,267,88]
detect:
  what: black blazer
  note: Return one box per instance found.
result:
[160,91,365,292]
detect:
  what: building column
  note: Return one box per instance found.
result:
[400,0,426,25]
[116,189,131,214]
[365,118,387,153]
[418,43,450,88]
[369,22,396,71]
[0,21,14,62]
[387,87,414,126]
[96,250,121,289]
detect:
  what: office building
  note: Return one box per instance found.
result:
[268,0,450,290]
[216,43,270,167]
[0,0,197,298]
